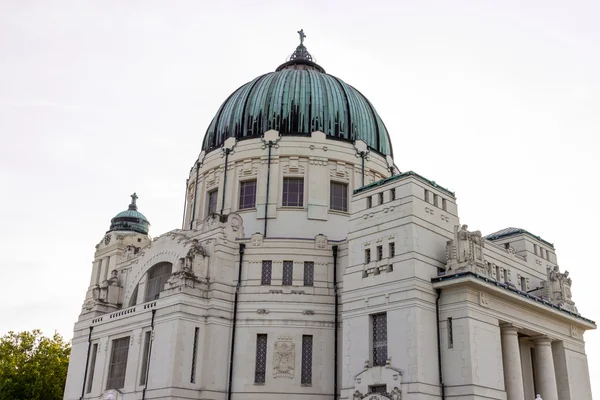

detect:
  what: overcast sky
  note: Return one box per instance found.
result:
[1,0,599,396]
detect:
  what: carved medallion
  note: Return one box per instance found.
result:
[104,233,112,245]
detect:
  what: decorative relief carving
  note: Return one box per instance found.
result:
[446,224,485,274]
[302,310,315,315]
[571,326,579,338]
[425,207,434,215]
[480,292,489,307]
[542,266,578,313]
[257,309,269,314]
[315,234,328,249]
[273,336,295,378]
[251,233,263,247]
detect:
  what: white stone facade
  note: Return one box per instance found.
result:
[64,133,595,400]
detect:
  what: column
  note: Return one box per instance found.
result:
[533,337,559,400]
[500,324,525,400]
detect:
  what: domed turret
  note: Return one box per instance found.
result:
[107,193,150,235]
[202,30,392,156]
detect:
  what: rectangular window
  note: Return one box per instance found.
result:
[520,276,527,291]
[139,331,151,385]
[534,244,538,256]
[442,198,447,211]
[447,318,454,348]
[367,196,372,208]
[190,327,199,383]
[365,249,371,263]
[424,189,430,203]
[85,343,98,393]
[434,194,439,207]
[255,334,268,383]
[495,265,501,281]
[378,192,384,205]
[207,189,218,214]
[261,261,272,285]
[377,245,383,261]
[304,262,314,286]
[503,269,509,283]
[330,181,348,212]
[372,313,387,366]
[390,189,395,201]
[389,242,395,258]
[106,336,131,390]
[545,249,549,260]
[301,335,313,385]
[282,260,293,286]
[239,180,257,210]
[282,177,304,207]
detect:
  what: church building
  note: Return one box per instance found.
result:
[63,32,596,400]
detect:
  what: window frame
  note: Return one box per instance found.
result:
[282,177,304,208]
[282,260,293,286]
[261,260,272,285]
[254,334,268,384]
[330,181,349,212]
[238,179,257,210]
[106,335,131,390]
[139,330,152,386]
[144,262,173,303]
[85,342,99,393]
[301,335,313,385]
[207,188,218,215]
[303,261,314,286]
[371,313,387,367]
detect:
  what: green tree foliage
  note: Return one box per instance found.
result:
[0,330,71,400]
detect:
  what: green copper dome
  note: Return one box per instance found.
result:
[108,193,150,235]
[202,32,393,156]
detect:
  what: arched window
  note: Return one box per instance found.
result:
[144,262,172,302]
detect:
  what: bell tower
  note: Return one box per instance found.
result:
[80,193,152,317]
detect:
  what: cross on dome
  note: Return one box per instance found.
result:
[129,192,138,210]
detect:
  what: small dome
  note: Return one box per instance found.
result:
[108,193,150,235]
[201,31,393,156]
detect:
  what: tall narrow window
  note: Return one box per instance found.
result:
[85,343,98,393]
[106,336,131,390]
[389,243,395,258]
[378,192,384,205]
[377,245,383,261]
[282,261,293,286]
[424,189,430,203]
[534,244,538,256]
[390,189,396,201]
[367,196,372,208]
[190,327,199,383]
[330,181,348,212]
[301,335,313,385]
[372,313,387,366]
[520,276,527,291]
[255,334,268,383]
[503,269,509,283]
[207,189,218,214]
[261,261,272,285]
[365,249,371,263]
[447,318,454,348]
[239,180,257,210]
[434,194,439,207]
[282,177,304,207]
[442,198,447,211]
[139,331,151,385]
[495,266,501,281]
[144,262,173,302]
[304,261,314,286]
[545,249,550,260]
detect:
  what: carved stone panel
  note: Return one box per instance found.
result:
[273,336,295,378]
